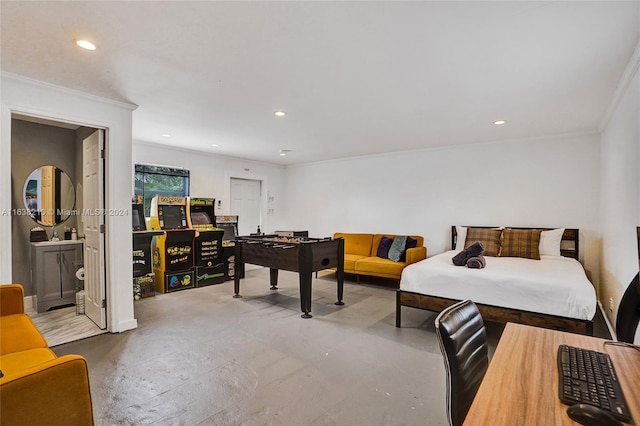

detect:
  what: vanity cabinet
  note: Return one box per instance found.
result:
[31,241,83,313]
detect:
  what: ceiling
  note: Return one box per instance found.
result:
[2,1,639,166]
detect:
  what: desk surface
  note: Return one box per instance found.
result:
[465,323,640,425]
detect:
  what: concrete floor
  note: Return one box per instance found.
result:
[52,268,605,425]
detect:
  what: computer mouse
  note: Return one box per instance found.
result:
[566,404,622,426]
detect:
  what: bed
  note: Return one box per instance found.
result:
[396,227,597,335]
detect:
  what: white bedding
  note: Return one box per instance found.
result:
[400,251,597,320]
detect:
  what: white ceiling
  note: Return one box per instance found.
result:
[2,1,639,165]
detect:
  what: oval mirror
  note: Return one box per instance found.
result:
[23,166,75,226]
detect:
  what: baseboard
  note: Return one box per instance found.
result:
[598,301,617,341]
[114,318,137,333]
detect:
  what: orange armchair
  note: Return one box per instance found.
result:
[0,284,94,426]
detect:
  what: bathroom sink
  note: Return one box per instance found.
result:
[31,240,83,246]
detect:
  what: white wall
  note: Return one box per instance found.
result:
[598,45,640,331]
[1,73,138,333]
[132,142,287,233]
[284,133,601,283]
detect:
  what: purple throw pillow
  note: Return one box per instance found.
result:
[400,237,418,261]
[377,236,394,258]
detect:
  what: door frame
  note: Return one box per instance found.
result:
[1,73,138,333]
[224,173,268,228]
[4,111,109,329]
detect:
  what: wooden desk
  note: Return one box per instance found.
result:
[464,323,640,425]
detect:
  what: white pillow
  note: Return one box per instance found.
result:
[539,228,565,257]
[455,226,467,251]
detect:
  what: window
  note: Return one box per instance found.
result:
[134,164,190,216]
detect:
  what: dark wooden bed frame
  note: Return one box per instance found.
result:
[396,226,595,335]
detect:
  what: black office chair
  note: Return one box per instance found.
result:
[434,299,489,426]
[616,273,640,343]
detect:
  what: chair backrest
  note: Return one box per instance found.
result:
[0,284,25,316]
[616,272,640,343]
[434,299,489,426]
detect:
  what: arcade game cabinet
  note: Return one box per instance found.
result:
[131,202,162,299]
[187,197,225,286]
[149,196,196,293]
[216,215,240,281]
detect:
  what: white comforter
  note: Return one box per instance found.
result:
[400,251,597,320]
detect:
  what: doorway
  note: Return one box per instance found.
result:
[230,178,262,236]
[10,116,108,345]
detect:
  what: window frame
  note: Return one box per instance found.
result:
[134,164,190,216]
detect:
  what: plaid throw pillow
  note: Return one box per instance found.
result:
[499,228,542,260]
[464,228,502,257]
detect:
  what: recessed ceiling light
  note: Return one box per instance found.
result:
[279,152,287,156]
[76,40,96,51]
[274,111,287,117]
[493,120,506,125]
[211,144,219,147]
[161,134,171,138]
[280,149,292,156]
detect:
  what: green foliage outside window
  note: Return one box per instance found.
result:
[134,164,190,216]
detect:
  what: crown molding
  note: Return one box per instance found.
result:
[1,72,138,111]
[599,39,640,132]
[287,130,599,169]
[133,139,286,169]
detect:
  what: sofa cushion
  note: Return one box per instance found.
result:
[0,314,48,356]
[388,236,408,262]
[355,257,406,277]
[0,348,57,377]
[376,236,394,258]
[372,234,424,255]
[400,237,418,261]
[343,254,368,273]
[334,233,374,257]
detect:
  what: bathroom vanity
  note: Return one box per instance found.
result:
[31,240,83,313]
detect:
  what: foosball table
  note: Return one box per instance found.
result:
[233,235,345,318]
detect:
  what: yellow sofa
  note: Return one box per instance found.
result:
[0,284,94,426]
[334,233,427,281]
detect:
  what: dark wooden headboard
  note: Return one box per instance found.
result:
[451,226,579,260]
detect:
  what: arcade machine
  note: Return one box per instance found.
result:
[131,202,162,299]
[215,215,240,281]
[275,231,309,238]
[187,197,225,287]
[149,196,196,293]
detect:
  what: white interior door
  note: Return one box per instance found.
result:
[82,130,106,329]
[230,178,262,236]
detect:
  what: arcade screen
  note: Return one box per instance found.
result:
[132,204,146,231]
[161,205,185,229]
[191,212,212,225]
[220,223,238,241]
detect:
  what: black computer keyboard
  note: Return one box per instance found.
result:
[557,344,632,422]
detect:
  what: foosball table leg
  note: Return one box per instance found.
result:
[233,270,242,298]
[270,268,279,290]
[299,272,313,318]
[335,254,345,306]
